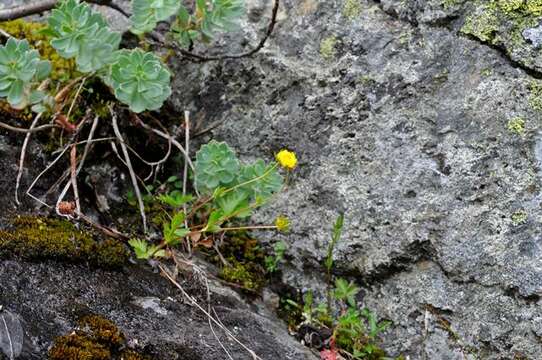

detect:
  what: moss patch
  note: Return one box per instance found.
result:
[0,216,128,268]
[49,315,150,360]
[0,20,77,81]
[343,0,362,19]
[215,234,266,292]
[529,80,542,110]
[511,210,528,225]
[0,20,73,80]
[460,1,542,50]
[507,116,526,134]
[320,36,338,61]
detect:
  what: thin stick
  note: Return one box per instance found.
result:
[1,313,14,360]
[27,136,114,207]
[135,115,199,197]
[70,144,81,214]
[0,121,53,134]
[65,77,86,122]
[0,28,14,39]
[15,112,43,205]
[75,210,129,240]
[183,111,191,255]
[0,0,127,21]
[204,276,235,360]
[110,107,147,233]
[159,264,262,360]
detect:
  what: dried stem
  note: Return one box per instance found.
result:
[0,121,53,134]
[159,264,262,360]
[0,0,127,21]
[15,112,43,205]
[110,106,147,233]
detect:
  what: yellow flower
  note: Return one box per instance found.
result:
[275,216,290,232]
[276,149,298,170]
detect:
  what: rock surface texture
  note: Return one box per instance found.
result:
[3,0,542,359]
[170,0,542,358]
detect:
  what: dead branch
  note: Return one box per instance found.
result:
[159,264,262,360]
[0,121,54,134]
[14,112,43,205]
[133,114,199,196]
[110,106,147,233]
[0,0,127,22]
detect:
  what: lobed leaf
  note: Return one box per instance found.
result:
[106,49,172,113]
[0,38,51,109]
[131,0,181,34]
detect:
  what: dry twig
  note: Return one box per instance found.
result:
[14,112,43,205]
[0,0,127,21]
[110,106,147,233]
[159,264,262,360]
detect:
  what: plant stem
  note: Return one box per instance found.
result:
[221,162,279,196]
[220,225,278,232]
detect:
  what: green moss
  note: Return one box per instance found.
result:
[461,0,542,50]
[220,261,262,290]
[480,67,493,76]
[0,216,128,268]
[215,234,266,291]
[78,315,125,348]
[442,0,461,9]
[511,210,528,225]
[507,116,525,134]
[320,36,338,61]
[49,333,111,360]
[49,315,150,360]
[461,5,500,42]
[343,0,362,19]
[498,0,525,13]
[528,80,542,111]
[526,0,542,15]
[0,20,78,81]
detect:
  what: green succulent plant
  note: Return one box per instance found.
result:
[131,0,181,35]
[0,38,51,109]
[106,49,172,113]
[44,0,121,73]
[172,0,245,47]
[194,140,240,192]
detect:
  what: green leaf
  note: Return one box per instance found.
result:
[204,210,224,233]
[107,49,171,113]
[325,214,344,273]
[29,90,46,104]
[131,0,181,34]
[214,189,249,218]
[194,140,240,193]
[46,0,120,73]
[158,192,193,208]
[170,211,185,230]
[171,0,245,48]
[7,80,24,107]
[238,160,283,202]
[334,278,359,307]
[0,39,50,109]
[35,61,52,81]
[129,238,151,259]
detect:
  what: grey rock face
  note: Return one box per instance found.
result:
[3,0,542,358]
[0,260,315,359]
[168,0,542,358]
